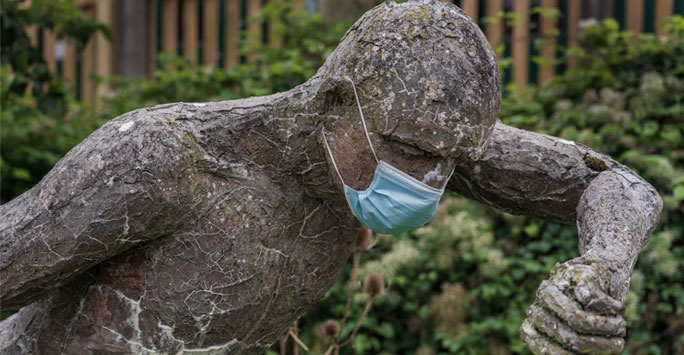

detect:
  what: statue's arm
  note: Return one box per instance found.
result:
[0,106,196,310]
[448,121,663,354]
[448,121,603,223]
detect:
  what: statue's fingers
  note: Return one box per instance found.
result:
[527,303,625,354]
[520,318,573,355]
[575,281,624,316]
[527,303,579,349]
[576,335,625,355]
[538,281,626,337]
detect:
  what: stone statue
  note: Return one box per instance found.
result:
[0,1,662,354]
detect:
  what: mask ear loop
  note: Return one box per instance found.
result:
[344,76,379,164]
[321,126,346,186]
[442,167,455,190]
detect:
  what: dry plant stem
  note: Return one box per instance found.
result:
[339,249,361,339]
[288,329,308,352]
[323,344,339,355]
[292,320,300,355]
[339,297,374,348]
[279,334,287,355]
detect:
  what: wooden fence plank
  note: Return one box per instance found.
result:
[83,40,96,104]
[656,0,674,36]
[626,0,644,34]
[486,0,503,53]
[19,0,37,49]
[26,26,38,46]
[63,41,77,89]
[461,0,479,21]
[203,0,219,65]
[95,0,114,102]
[81,6,96,105]
[148,0,158,78]
[513,0,530,89]
[247,0,262,62]
[22,2,37,92]
[162,0,178,54]
[566,0,581,68]
[44,30,57,72]
[183,0,199,63]
[538,0,557,85]
[270,0,284,48]
[225,0,240,67]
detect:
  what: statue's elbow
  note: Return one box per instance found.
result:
[608,165,663,235]
[652,188,664,227]
[639,177,663,238]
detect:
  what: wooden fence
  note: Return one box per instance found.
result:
[22,0,684,105]
[149,0,306,73]
[446,0,683,89]
[22,0,114,106]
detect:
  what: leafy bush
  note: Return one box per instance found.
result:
[0,0,108,202]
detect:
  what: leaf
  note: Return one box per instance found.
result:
[673,185,684,202]
[523,223,539,238]
[11,168,31,181]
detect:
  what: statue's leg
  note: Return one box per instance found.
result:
[56,248,186,354]
[0,247,185,355]
[0,271,96,354]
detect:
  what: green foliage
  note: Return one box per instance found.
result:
[1,0,109,115]
[0,0,108,202]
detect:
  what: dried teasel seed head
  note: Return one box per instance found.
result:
[322,319,339,337]
[355,226,372,251]
[364,272,385,296]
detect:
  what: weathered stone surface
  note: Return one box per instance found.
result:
[0,1,662,354]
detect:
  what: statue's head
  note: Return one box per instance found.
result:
[316,0,500,161]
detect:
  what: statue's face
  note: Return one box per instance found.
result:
[320,0,501,162]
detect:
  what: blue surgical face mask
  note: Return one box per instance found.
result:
[323,76,453,235]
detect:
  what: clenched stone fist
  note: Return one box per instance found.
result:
[521,257,627,354]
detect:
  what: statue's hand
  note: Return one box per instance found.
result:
[520,257,627,354]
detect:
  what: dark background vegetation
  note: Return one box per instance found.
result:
[1,0,682,353]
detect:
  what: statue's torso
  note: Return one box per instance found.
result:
[52,167,355,354]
